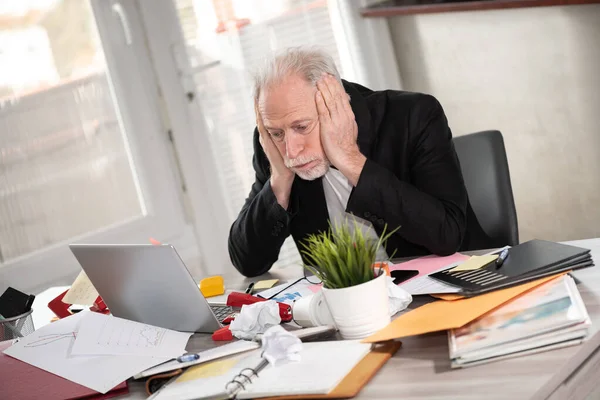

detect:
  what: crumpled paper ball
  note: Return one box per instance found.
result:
[260,325,303,366]
[229,300,281,340]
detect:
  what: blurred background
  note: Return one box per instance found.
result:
[1,0,599,294]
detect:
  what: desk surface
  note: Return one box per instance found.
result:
[105,239,600,399]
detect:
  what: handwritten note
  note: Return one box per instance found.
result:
[71,312,192,358]
[62,271,99,306]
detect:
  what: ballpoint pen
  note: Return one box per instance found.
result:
[496,248,510,268]
[245,282,255,294]
[177,353,200,363]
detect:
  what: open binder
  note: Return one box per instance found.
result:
[430,239,593,296]
[149,341,401,400]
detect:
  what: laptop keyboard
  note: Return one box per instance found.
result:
[210,305,234,322]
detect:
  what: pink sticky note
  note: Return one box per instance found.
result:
[390,253,470,285]
[307,284,322,293]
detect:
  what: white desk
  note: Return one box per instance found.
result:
[34,238,600,399]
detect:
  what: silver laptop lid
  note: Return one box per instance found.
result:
[69,244,221,333]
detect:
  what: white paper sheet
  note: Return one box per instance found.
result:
[400,274,462,295]
[71,312,191,358]
[256,279,322,305]
[3,312,169,394]
[62,271,99,306]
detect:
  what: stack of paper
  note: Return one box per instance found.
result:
[448,274,591,367]
[2,311,191,394]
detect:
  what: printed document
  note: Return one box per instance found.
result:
[71,312,192,358]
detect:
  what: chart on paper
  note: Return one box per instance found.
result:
[71,312,192,358]
[97,318,166,348]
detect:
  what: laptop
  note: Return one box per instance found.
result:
[69,243,232,333]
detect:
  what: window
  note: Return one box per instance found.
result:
[0,0,143,262]
[0,0,197,294]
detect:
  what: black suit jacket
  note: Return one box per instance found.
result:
[228,80,492,277]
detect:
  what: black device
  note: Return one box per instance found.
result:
[0,287,35,318]
[390,269,419,285]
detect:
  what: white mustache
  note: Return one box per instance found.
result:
[285,156,319,168]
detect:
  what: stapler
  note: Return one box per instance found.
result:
[211,293,293,341]
[48,289,109,319]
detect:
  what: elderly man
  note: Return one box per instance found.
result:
[229,47,490,277]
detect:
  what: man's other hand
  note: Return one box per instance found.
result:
[316,74,366,186]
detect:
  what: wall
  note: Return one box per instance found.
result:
[388,4,600,242]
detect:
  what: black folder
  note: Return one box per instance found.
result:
[430,239,594,296]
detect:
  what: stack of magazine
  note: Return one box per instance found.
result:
[448,274,591,368]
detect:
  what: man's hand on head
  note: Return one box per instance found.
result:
[316,74,366,186]
[255,100,295,209]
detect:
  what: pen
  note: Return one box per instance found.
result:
[245,282,255,294]
[496,248,510,268]
[177,353,200,363]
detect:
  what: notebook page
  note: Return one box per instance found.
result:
[238,341,372,399]
[149,351,260,400]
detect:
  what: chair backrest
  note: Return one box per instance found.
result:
[453,130,519,247]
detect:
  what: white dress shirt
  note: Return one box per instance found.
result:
[321,168,389,261]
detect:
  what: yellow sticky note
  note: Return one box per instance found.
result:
[253,279,279,291]
[199,276,225,297]
[450,255,498,272]
[176,357,240,382]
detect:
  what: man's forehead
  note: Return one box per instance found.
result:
[258,77,316,115]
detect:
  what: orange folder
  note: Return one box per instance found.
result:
[362,273,566,343]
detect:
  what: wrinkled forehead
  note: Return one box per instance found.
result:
[258,74,317,121]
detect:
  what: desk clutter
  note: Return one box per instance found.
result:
[0,237,596,399]
[448,274,590,367]
[365,238,595,368]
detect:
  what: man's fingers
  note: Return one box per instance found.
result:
[341,91,355,122]
[315,91,331,123]
[325,75,353,121]
[254,100,268,134]
[317,76,338,115]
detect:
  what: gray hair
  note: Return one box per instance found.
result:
[253,46,342,102]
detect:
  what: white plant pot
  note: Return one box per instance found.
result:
[321,272,390,340]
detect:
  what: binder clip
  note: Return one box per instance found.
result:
[48,289,109,319]
[212,326,233,341]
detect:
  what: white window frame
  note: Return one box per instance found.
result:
[0,0,198,295]
[136,0,236,277]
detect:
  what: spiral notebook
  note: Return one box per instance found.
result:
[148,340,401,400]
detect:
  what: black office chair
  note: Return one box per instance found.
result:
[453,130,519,247]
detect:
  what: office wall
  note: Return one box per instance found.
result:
[388,4,600,243]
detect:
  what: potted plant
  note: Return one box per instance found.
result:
[299,219,398,340]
